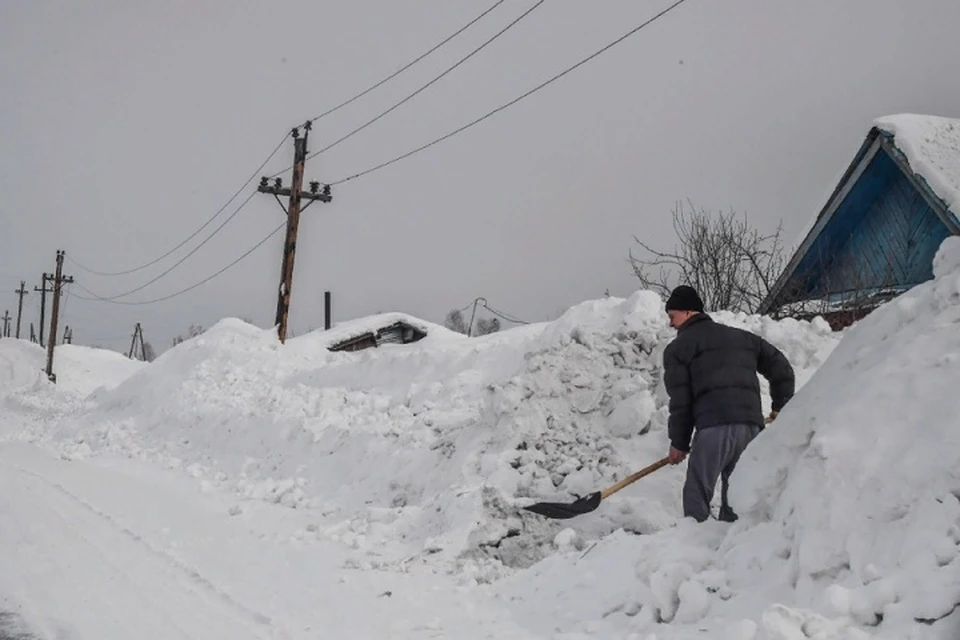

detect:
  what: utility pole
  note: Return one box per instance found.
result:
[324,290,332,330]
[128,322,147,360]
[35,273,52,347]
[2,311,10,338]
[63,325,72,345]
[30,323,36,343]
[129,323,139,358]
[45,250,74,383]
[14,281,28,339]
[257,121,332,343]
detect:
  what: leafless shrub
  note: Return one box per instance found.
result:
[629,199,787,313]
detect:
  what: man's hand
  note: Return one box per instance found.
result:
[668,447,687,465]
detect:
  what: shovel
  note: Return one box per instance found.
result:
[522,456,670,519]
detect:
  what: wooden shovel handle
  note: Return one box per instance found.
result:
[600,457,671,500]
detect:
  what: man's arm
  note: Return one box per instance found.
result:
[755,336,795,412]
[663,343,694,453]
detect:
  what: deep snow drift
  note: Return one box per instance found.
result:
[0,290,837,581]
[496,238,960,639]
[12,237,960,637]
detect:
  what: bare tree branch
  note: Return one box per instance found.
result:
[628,200,787,313]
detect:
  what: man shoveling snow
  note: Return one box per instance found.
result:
[662,285,796,523]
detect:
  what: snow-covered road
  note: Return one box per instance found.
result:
[0,443,538,639]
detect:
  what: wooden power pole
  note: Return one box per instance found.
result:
[2,311,10,338]
[128,322,147,360]
[257,121,332,343]
[35,273,52,347]
[14,281,28,339]
[45,250,74,383]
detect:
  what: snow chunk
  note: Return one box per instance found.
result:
[605,392,657,438]
[933,234,960,279]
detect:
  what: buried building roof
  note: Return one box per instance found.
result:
[322,312,461,352]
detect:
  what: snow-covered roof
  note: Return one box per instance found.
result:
[873,113,960,217]
[306,311,466,350]
[759,114,960,316]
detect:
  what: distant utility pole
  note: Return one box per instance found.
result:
[257,121,332,343]
[63,325,72,345]
[35,273,53,347]
[324,290,332,330]
[15,281,28,339]
[128,322,146,360]
[45,250,74,383]
[2,311,10,338]
[30,323,36,343]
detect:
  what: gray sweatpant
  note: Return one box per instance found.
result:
[683,423,761,522]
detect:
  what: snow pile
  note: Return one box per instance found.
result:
[0,340,145,439]
[0,339,143,396]
[2,295,838,590]
[874,113,960,217]
[496,237,960,640]
[731,234,960,633]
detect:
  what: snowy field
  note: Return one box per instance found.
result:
[3,239,960,638]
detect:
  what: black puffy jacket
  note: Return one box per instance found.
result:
[663,313,795,452]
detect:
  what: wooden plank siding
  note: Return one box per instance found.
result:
[766,144,954,311]
[831,151,948,290]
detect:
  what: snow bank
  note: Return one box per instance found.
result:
[497,237,960,639]
[874,114,960,217]
[730,235,960,634]
[0,340,145,442]
[3,291,839,590]
[0,339,143,397]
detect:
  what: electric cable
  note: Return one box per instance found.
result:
[329,0,688,185]
[67,133,288,277]
[71,220,286,306]
[308,0,507,124]
[302,1,544,164]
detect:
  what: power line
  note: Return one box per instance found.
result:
[67,132,288,277]
[59,281,73,327]
[308,0,506,124]
[481,301,528,324]
[298,1,545,167]
[269,1,543,179]
[72,221,286,306]
[78,190,258,301]
[482,303,529,325]
[329,0,689,186]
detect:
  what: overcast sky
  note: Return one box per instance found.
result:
[3,0,960,353]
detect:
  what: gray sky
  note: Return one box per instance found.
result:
[3,0,960,353]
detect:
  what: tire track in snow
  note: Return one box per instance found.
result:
[23,471,198,640]
[9,463,287,638]
[0,469,182,638]
[0,460,286,639]
[0,444,542,639]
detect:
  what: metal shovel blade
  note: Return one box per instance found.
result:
[522,491,602,519]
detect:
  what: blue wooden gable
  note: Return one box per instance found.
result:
[759,126,960,316]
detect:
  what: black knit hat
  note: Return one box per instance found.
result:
[665,285,704,312]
